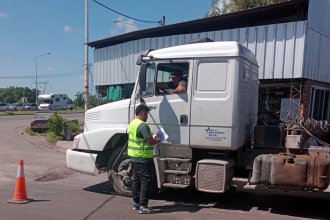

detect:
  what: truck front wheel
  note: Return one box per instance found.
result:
[107,146,133,197]
[107,146,157,197]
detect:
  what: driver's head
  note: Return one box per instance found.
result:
[169,72,183,85]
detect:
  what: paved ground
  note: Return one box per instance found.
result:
[56,140,73,150]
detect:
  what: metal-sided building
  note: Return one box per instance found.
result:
[89,0,330,122]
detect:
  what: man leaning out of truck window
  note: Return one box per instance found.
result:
[157,72,187,94]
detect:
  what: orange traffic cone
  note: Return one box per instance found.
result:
[8,160,32,204]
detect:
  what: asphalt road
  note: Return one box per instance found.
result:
[0,114,329,220]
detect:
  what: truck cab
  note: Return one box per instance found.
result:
[67,41,259,194]
[66,41,330,196]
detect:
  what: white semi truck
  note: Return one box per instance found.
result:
[66,41,330,196]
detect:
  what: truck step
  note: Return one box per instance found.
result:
[163,183,190,188]
[160,158,191,162]
[164,170,190,175]
[243,184,257,190]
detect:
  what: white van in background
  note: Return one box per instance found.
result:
[38,93,73,110]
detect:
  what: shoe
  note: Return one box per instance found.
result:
[132,203,140,210]
[139,206,153,214]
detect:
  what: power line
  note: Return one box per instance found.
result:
[91,0,162,25]
[0,71,83,79]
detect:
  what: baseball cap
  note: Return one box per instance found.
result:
[135,104,150,115]
[169,72,183,78]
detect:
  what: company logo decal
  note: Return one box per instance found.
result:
[204,127,226,142]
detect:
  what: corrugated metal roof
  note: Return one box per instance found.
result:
[93,20,306,86]
[89,0,308,49]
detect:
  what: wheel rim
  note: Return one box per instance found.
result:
[116,159,133,190]
[108,158,133,197]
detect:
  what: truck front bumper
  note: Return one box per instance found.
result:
[66,149,98,175]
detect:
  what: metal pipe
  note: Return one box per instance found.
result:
[229,184,238,192]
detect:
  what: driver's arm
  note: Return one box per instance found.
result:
[172,80,187,94]
[172,84,187,94]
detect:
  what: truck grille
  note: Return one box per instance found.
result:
[195,159,234,193]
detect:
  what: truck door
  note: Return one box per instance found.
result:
[190,58,233,148]
[134,61,192,145]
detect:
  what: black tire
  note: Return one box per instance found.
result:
[107,146,133,197]
[107,146,157,197]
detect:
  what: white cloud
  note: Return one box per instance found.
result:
[0,12,8,19]
[63,25,74,33]
[48,67,54,72]
[111,17,138,36]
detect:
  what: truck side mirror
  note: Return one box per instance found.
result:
[136,55,143,65]
[138,64,147,92]
[136,49,153,65]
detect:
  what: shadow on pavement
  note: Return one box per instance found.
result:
[82,180,330,219]
[83,181,116,195]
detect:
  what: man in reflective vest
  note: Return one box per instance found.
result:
[128,104,160,214]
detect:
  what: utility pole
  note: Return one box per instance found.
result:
[84,0,89,111]
[161,16,165,26]
[35,52,51,104]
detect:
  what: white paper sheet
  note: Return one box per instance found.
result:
[153,128,168,145]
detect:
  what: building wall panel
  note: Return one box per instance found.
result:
[283,23,295,78]
[93,21,307,87]
[264,24,276,79]
[319,35,330,82]
[293,21,305,78]
[247,27,257,55]
[274,23,285,79]
[303,0,330,83]
[231,29,239,42]
[304,28,320,80]
[256,26,266,78]
[213,30,220,41]
[238,28,247,47]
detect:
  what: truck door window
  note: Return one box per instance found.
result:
[141,64,156,98]
[196,62,227,92]
[156,63,189,95]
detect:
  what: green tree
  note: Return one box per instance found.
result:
[207,0,285,16]
[88,95,98,109]
[73,91,84,108]
[207,0,221,17]
[48,112,64,136]
[0,87,37,103]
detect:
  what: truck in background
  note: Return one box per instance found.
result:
[38,93,73,110]
[66,41,330,198]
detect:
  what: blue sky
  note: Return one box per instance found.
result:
[0,0,211,99]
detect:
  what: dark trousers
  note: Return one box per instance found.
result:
[131,159,152,206]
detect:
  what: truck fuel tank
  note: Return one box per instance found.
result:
[250,153,330,191]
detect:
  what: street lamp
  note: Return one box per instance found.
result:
[113,19,138,29]
[35,52,51,104]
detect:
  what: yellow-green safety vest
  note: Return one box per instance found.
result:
[127,119,154,158]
